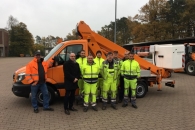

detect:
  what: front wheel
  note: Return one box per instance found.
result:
[37,86,55,106]
[136,81,147,98]
[186,61,195,75]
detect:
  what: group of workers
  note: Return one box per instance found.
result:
[69,50,141,114]
[26,50,140,115]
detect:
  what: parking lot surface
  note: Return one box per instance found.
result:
[0,57,195,130]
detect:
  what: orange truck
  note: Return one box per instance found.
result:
[12,21,175,105]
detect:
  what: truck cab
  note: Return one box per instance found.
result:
[12,40,90,105]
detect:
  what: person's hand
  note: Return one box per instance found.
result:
[32,82,37,86]
[73,78,78,83]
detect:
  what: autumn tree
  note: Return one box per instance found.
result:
[8,16,34,56]
[35,35,41,44]
[7,15,19,30]
[97,17,133,45]
[133,0,170,42]
[64,29,78,41]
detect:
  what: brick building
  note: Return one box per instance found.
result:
[0,29,9,57]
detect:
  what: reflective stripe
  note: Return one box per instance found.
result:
[124,96,128,99]
[102,98,107,102]
[84,103,89,107]
[131,97,136,100]
[83,79,98,83]
[109,71,114,73]
[83,73,99,75]
[111,99,116,102]
[83,74,98,76]
[25,74,31,76]
[91,102,96,106]
[31,74,39,76]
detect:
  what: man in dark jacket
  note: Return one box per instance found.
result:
[63,53,81,115]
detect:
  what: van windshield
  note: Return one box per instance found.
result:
[44,43,64,61]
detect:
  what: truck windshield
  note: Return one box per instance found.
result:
[44,43,64,61]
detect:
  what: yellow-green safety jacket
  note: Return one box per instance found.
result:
[100,60,120,80]
[94,57,104,67]
[121,59,140,79]
[81,62,100,84]
[76,57,87,69]
[114,57,123,67]
[94,57,104,78]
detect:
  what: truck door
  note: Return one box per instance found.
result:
[51,44,83,87]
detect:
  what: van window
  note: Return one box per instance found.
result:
[58,44,83,65]
[44,43,63,61]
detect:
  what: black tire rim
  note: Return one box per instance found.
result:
[37,91,51,103]
[137,84,145,97]
[188,64,194,73]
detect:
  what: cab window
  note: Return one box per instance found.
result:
[57,44,83,65]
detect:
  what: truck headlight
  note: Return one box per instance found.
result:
[16,73,26,82]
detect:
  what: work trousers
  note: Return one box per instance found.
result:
[64,89,76,110]
[102,77,117,104]
[96,78,103,99]
[83,81,97,107]
[118,75,131,101]
[78,79,84,97]
[124,78,137,105]
[119,75,124,101]
[31,83,49,109]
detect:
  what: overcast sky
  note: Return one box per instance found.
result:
[0,0,149,39]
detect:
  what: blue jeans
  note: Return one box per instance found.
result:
[31,83,49,109]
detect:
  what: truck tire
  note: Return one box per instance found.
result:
[136,81,147,98]
[186,61,195,75]
[37,86,55,106]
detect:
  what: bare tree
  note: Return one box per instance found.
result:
[7,15,19,30]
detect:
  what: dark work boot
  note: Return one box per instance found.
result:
[131,97,137,109]
[118,99,122,103]
[122,98,128,107]
[102,102,107,110]
[64,109,70,115]
[132,104,138,109]
[92,106,98,111]
[83,107,88,112]
[69,107,78,111]
[111,104,117,110]
[122,103,128,107]
[34,108,39,113]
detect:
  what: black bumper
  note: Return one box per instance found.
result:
[12,83,31,98]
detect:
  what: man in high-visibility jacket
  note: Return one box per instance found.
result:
[121,53,140,109]
[76,50,87,100]
[101,52,120,110]
[118,51,130,103]
[94,50,104,101]
[26,51,54,113]
[113,51,123,87]
[82,55,100,112]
